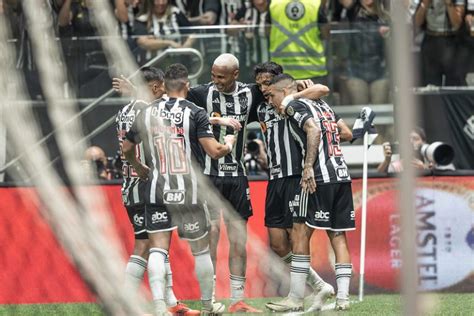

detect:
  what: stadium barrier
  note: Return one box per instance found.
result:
[0,175,473,304]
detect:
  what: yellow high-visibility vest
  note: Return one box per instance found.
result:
[269,0,327,79]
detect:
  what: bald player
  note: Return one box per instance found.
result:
[187,53,264,313]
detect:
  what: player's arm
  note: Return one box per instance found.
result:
[196,108,236,159]
[337,118,353,142]
[209,117,242,131]
[199,135,236,160]
[123,115,149,180]
[288,84,330,101]
[301,118,321,194]
[123,140,149,181]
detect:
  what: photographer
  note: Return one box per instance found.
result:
[244,131,267,175]
[83,146,122,180]
[377,127,455,173]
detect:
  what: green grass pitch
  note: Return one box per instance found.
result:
[1,294,473,315]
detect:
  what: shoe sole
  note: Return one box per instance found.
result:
[265,303,303,312]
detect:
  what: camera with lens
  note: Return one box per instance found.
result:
[419,142,455,166]
[245,131,264,175]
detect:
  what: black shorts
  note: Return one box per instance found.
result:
[265,176,303,228]
[145,203,210,241]
[208,176,253,221]
[306,182,355,231]
[125,205,148,240]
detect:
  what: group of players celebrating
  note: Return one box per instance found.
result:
[115,53,355,315]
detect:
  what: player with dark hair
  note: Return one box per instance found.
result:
[266,74,355,312]
[123,63,234,315]
[115,66,200,315]
[254,62,338,311]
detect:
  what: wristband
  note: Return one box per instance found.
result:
[282,95,295,107]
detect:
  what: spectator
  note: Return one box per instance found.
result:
[455,0,474,85]
[114,0,144,39]
[233,0,270,69]
[343,0,390,105]
[414,0,465,86]
[58,0,107,96]
[219,0,245,60]
[173,0,220,26]
[269,0,329,84]
[134,0,195,58]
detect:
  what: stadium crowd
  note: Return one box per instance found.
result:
[2,0,473,103]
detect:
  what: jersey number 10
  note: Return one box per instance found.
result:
[154,134,189,175]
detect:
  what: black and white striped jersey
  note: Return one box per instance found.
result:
[257,102,303,180]
[116,99,149,206]
[286,98,351,184]
[126,98,214,205]
[187,82,263,177]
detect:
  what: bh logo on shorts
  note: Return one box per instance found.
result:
[315,210,330,222]
[164,190,185,204]
[133,214,144,226]
[184,221,200,233]
[152,211,168,224]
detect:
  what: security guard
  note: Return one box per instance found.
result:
[269,0,328,82]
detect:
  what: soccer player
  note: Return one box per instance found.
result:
[254,62,337,312]
[115,66,199,315]
[123,64,234,315]
[267,74,355,311]
[186,53,264,313]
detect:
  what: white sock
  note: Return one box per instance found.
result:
[212,274,216,302]
[124,255,147,293]
[230,274,246,303]
[148,248,168,313]
[335,263,352,300]
[281,252,293,266]
[193,248,214,308]
[164,255,178,307]
[307,267,326,290]
[289,254,310,300]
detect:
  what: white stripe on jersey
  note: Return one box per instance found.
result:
[274,118,282,178]
[170,99,185,193]
[146,108,159,204]
[217,91,227,177]
[283,120,293,176]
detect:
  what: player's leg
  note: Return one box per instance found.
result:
[124,206,149,293]
[266,187,314,312]
[145,205,174,315]
[327,183,356,310]
[147,230,172,315]
[207,176,222,294]
[176,203,224,315]
[223,178,262,313]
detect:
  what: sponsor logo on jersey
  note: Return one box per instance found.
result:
[133,214,144,226]
[151,107,183,125]
[336,167,349,179]
[314,210,330,221]
[219,163,238,172]
[119,112,136,124]
[163,190,185,204]
[270,165,281,175]
[184,221,200,233]
[151,211,168,223]
[223,114,246,122]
